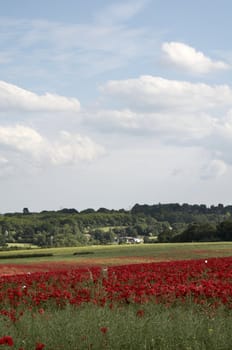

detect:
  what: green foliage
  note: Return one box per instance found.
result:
[217,220,232,241]
[172,223,218,243]
[91,229,115,244]
[0,253,53,259]
[131,203,231,224]
[1,203,232,248]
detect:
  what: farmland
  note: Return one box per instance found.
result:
[0,243,232,349]
[0,241,232,271]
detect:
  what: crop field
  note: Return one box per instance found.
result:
[0,243,232,349]
[0,241,232,271]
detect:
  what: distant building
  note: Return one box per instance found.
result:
[118,236,143,244]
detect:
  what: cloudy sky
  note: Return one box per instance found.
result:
[1,0,232,213]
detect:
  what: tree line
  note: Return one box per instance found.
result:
[0,203,232,248]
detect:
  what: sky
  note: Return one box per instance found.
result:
[1,0,232,213]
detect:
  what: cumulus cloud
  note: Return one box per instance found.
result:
[86,109,139,131]
[90,75,232,171]
[0,81,80,113]
[162,42,230,74]
[101,75,232,112]
[87,108,214,141]
[49,131,105,165]
[0,125,44,159]
[0,125,104,167]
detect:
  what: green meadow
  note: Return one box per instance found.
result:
[0,241,232,265]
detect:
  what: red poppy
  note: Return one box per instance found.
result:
[136,309,145,318]
[35,343,45,350]
[100,327,108,334]
[0,335,14,346]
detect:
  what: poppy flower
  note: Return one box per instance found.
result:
[136,309,145,318]
[35,343,45,350]
[0,335,14,346]
[100,327,108,334]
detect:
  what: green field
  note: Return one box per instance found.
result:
[0,241,231,265]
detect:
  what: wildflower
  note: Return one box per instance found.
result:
[0,335,14,346]
[205,260,208,264]
[136,309,145,318]
[100,327,108,334]
[208,328,214,334]
[35,343,45,350]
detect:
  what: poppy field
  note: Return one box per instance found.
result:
[1,253,232,349]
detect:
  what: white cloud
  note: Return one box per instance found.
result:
[162,42,230,74]
[0,125,104,167]
[86,109,139,131]
[0,125,44,158]
[101,75,232,112]
[49,131,105,165]
[0,81,80,113]
[86,75,232,171]
[86,108,214,141]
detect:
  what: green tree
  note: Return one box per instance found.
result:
[217,220,232,241]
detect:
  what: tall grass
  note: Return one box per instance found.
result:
[1,303,232,349]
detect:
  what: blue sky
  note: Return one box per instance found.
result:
[1,0,232,212]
